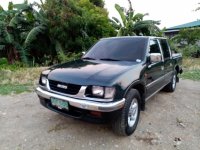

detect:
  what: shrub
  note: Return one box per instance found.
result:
[177,44,200,58]
[0,58,8,65]
[57,51,82,63]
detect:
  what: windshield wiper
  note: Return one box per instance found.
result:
[99,58,120,61]
[82,57,96,60]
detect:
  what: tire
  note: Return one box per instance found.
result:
[112,89,141,136]
[163,71,177,92]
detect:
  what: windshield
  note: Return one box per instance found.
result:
[83,37,148,62]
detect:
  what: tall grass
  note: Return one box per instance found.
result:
[0,67,46,95]
[182,58,200,70]
[181,58,200,81]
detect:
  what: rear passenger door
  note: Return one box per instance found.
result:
[146,39,165,99]
[159,39,173,85]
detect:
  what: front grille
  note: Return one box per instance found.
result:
[48,80,81,95]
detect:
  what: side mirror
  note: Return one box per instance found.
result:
[149,53,162,63]
[81,51,86,58]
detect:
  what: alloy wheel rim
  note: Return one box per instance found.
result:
[172,74,176,89]
[128,98,138,127]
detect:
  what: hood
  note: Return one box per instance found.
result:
[47,59,140,86]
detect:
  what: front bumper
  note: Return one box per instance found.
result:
[36,87,125,112]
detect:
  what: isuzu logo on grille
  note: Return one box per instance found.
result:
[57,84,68,89]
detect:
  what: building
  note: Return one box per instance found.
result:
[164,20,200,38]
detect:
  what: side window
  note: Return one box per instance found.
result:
[160,39,171,59]
[149,39,161,53]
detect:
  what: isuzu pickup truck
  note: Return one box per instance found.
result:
[36,36,182,136]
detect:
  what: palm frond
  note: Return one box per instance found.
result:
[24,25,46,47]
[13,3,31,11]
[33,1,44,12]
[0,45,5,50]
[14,41,28,64]
[0,21,14,44]
[115,4,126,27]
[4,31,14,44]
[110,17,122,29]
[143,20,160,25]
[133,20,161,36]
[9,14,25,28]
[132,13,148,22]
[55,40,63,52]
[112,17,121,24]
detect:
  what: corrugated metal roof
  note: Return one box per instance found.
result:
[164,29,179,33]
[166,20,200,30]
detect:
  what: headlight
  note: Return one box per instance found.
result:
[92,86,104,97]
[92,86,115,99]
[41,76,47,85]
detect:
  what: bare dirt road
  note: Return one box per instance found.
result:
[0,79,200,150]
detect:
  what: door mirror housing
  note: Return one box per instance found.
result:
[82,51,86,55]
[81,51,86,58]
[149,53,162,63]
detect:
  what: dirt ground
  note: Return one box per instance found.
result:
[0,79,200,150]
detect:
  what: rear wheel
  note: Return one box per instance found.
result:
[163,71,177,92]
[112,89,140,136]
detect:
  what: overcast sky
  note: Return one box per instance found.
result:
[0,0,200,28]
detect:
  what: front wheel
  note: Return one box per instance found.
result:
[112,89,140,136]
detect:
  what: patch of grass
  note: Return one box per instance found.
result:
[0,67,46,95]
[181,58,200,81]
[0,84,33,95]
[180,70,200,81]
[182,58,200,70]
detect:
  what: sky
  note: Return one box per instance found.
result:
[0,0,200,28]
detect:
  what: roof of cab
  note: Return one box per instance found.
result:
[101,36,167,40]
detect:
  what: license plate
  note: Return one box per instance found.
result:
[50,97,69,110]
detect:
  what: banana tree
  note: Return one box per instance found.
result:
[0,1,48,64]
[0,2,19,64]
[110,0,161,36]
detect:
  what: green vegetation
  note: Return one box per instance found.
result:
[0,0,162,66]
[0,0,115,66]
[181,70,200,81]
[1,0,198,94]
[0,84,32,95]
[0,0,164,95]
[169,28,200,58]
[168,22,200,81]
[180,58,200,81]
[110,0,161,36]
[0,66,45,95]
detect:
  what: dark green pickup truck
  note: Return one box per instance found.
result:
[36,36,182,136]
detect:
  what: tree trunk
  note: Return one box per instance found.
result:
[6,45,19,64]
